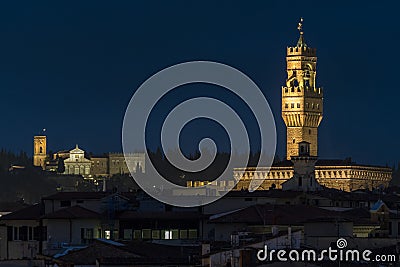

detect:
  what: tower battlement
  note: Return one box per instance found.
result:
[282,86,323,96]
[287,46,316,56]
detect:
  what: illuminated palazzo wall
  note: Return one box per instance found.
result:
[231,165,391,192]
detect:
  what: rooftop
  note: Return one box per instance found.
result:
[209,204,339,225]
[0,203,42,220]
[42,191,110,200]
[42,205,100,219]
[55,239,138,265]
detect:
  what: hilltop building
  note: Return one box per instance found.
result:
[63,145,92,176]
[33,136,145,178]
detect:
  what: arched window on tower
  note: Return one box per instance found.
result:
[39,147,43,154]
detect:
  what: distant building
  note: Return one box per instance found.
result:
[33,135,47,170]
[108,153,144,176]
[53,150,70,160]
[34,135,145,177]
[89,153,145,177]
[63,145,91,177]
[90,156,109,177]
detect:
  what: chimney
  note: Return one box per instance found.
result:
[102,177,106,192]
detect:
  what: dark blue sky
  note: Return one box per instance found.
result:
[0,1,399,166]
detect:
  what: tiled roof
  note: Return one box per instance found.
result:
[0,201,30,212]
[209,204,339,225]
[42,192,110,200]
[56,239,198,265]
[307,189,400,206]
[210,204,378,226]
[42,191,138,202]
[117,211,203,220]
[0,203,43,220]
[225,189,303,199]
[122,240,199,262]
[370,199,386,212]
[55,240,138,265]
[341,208,371,219]
[42,206,100,219]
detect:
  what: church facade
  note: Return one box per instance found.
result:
[63,145,92,176]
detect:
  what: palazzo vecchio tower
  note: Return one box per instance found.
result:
[282,18,323,159]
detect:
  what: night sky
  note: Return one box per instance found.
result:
[0,1,398,167]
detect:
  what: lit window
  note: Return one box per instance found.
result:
[171,229,179,239]
[316,104,320,109]
[164,230,172,240]
[180,230,188,239]
[133,230,141,239]
[142,229,151,239]
[104,230,111,240]
[152,230,160,239]
[188,229,198,239]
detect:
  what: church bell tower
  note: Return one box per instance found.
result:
[282,18,323,160]
[33,135,47,170]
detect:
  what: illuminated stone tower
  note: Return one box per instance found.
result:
[33,135,47,169]
[282,18,323,160]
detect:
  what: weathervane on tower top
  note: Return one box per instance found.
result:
[296,17,306,47]
[297,17,304,35]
